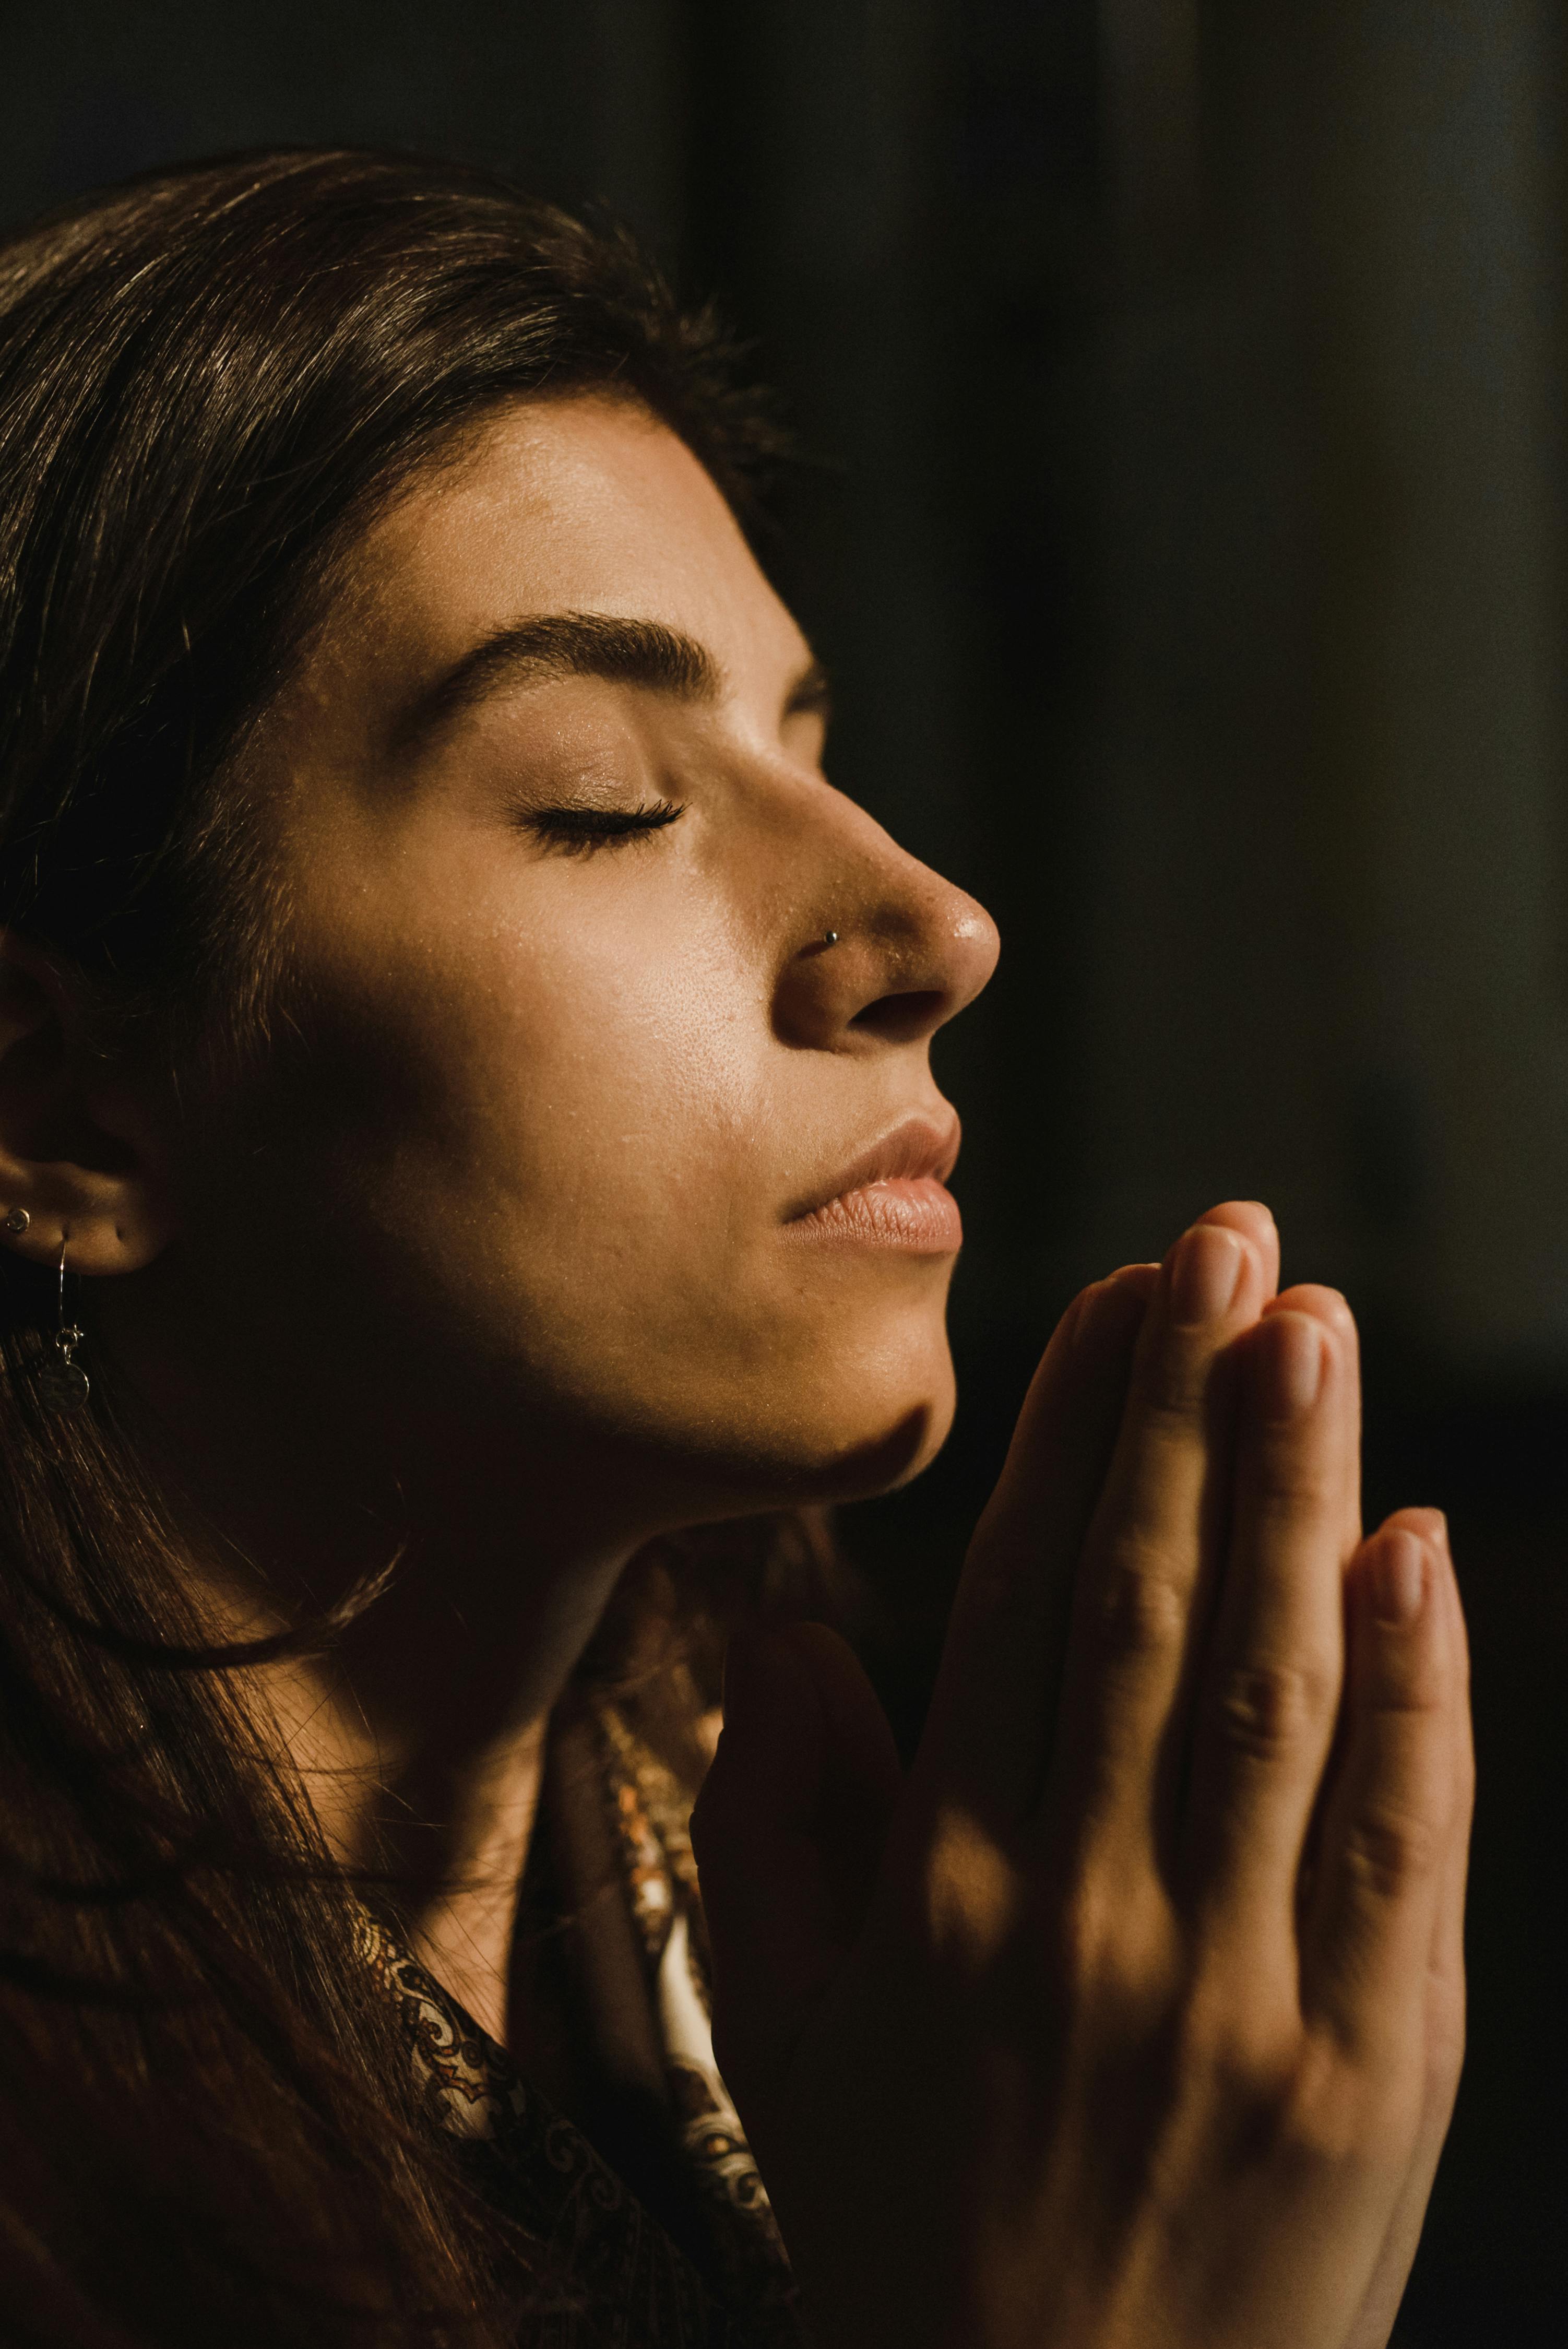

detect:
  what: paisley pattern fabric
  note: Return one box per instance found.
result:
[362,1698,807,2348]
[593,1704,795,2329]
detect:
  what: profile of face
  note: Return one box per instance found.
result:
[93,397,999,1544]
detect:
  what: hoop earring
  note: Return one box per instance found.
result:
[35,1237,89,1414]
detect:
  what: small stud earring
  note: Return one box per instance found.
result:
[4,1208,29,1236]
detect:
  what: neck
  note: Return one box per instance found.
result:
[266,1519,652,2039]
[256,1516,644,2040]
[98,1273,652,2044]
[263,1643,548,2042]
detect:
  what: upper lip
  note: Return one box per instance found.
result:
[784,1111,962,1221]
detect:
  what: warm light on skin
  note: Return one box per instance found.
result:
[228,392,999,1518]
[75,393,997,2037]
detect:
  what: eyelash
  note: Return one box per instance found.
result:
[524,797,686,857]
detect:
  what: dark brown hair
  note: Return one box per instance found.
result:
[0,148,799,2345]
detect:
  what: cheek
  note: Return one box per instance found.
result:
[484,932,764,1218]
[265,850,957,1486]
[307,894,776,1338]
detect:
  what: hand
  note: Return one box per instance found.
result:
[691,1204,1472,2349]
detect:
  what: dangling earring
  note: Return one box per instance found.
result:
[35,1237,89,1414]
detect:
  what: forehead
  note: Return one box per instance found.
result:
[314,394,801,707]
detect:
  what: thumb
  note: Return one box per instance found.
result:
[691,1620,901,2104]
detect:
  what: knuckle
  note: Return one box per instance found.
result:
[1081,1548,1187,1670]
[1173,1978,1282,2085]
[1281,2078,1377,2169]
[916,1806,1023,1974]
[1210,1658,1333,1765]
[1282,2042,1415,2172]
[1138,1346,1214,1427]
[1338,1798,1443,1903]
[1051,1879,1150,2011]
[1052,1872,1175,2011]
[1250,1446,1339,1516]
[1365,1669,1447,1723]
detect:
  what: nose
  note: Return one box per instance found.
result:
[770,815,1000,1053]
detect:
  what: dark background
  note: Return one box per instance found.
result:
[2,3,1562,2334]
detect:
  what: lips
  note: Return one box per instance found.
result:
[782,1112,963,1251]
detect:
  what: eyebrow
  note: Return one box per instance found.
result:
[393,608,830,750]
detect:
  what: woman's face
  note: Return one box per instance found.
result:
[185,396,996,1530]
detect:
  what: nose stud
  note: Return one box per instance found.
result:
[822,931,839,946]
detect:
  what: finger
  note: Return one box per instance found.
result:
[1334,1522,1472,2349]
[1420,1525,1474,2098]
[916,1264,1157,1822]
[692,1621,900,2106]
[923,1204,1280,1830]
[1182,1294,1359,1941]
[1303,1516,1465,2060]
[1261,1282,1363,1558]
[1201,1197,1280,1299]
[1040,1205,1275,1859]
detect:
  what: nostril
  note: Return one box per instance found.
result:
[848,989,947,1043]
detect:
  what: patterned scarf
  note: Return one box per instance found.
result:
[361,1698,809,2348]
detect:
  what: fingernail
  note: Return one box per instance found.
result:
[1373,1531,1428,1626]
[1072,1274,1150,1357]
[1170,1224,1247,1322]
[1258,1312,1326,1416]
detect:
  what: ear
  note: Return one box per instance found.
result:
[0,932,177,1277]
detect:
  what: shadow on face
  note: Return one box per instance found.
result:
[109,395,1002,1539]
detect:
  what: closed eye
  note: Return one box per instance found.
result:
[523,798,686,856]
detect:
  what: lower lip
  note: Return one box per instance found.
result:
[785,1176,963,1252]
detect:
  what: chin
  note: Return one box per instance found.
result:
[619,1306,959,1521]
[775,1356,959,1505]
[787,1305,958,1490]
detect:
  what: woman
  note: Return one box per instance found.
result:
[0,149,1471,2347]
